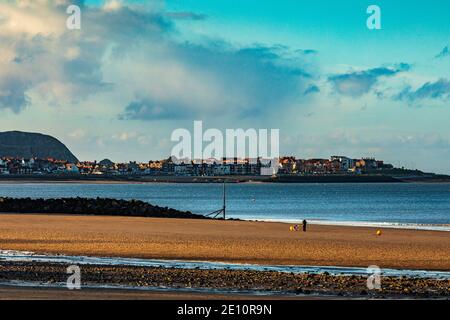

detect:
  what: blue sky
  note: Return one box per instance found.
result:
[0,0,449,173]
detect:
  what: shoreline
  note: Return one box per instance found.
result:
[0,214,449,271]
[1,174,450,184]
[254,219,450,232]
[2,249,449,278]
[1,211,449,232]
[0,261,448,299]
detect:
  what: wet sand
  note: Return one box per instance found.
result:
[1,261,449,299]
[0,286,295,300]
[0,214,449,270]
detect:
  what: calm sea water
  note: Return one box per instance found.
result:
[0,183,449,227]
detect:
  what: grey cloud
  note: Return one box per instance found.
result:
[395,63,412,72]
[435,46,449,59]
[164,11,207,20]
[303,49,318,55]
[87,7,172,41]
[328,64,410,97]
[394,78,450,102]
[297,49,318,55]
[0,2,172,112]
[4,34,110,107]
[120,42,315,120]
[119,98,192,121]
[0,77,30,113]
[304,84,320,95]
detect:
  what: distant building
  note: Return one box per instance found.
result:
[65,163,80,174]
[162,157,175,174]
[213,164,231,175]
[278,157,297,174]
[331,156,354,171]
[260,160,276,176]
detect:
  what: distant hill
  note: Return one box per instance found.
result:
[0,131,78,163]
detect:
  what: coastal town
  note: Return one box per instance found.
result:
[0,156,395,177]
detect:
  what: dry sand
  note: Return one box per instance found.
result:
[0,214,449,270]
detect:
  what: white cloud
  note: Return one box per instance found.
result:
[68,128,86,140]
[0,1,314,119]
[103,0,123,12]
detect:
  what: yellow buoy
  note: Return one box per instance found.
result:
[376,230,382,236]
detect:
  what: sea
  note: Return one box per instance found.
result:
[1,182,449,230]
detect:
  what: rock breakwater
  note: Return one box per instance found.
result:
[0,197,206,219]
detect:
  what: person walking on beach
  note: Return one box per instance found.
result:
[302,219,307,232]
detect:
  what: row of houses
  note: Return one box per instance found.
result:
[81,158,271,176]
[0,157,76,175]
[278,156,393,175]
[171,158,265,176]
[0,155,393,176]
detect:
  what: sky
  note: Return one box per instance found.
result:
[0,0,449,173]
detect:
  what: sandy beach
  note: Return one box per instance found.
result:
[0,214,449,270]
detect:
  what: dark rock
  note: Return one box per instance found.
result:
[0,197,207,220]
